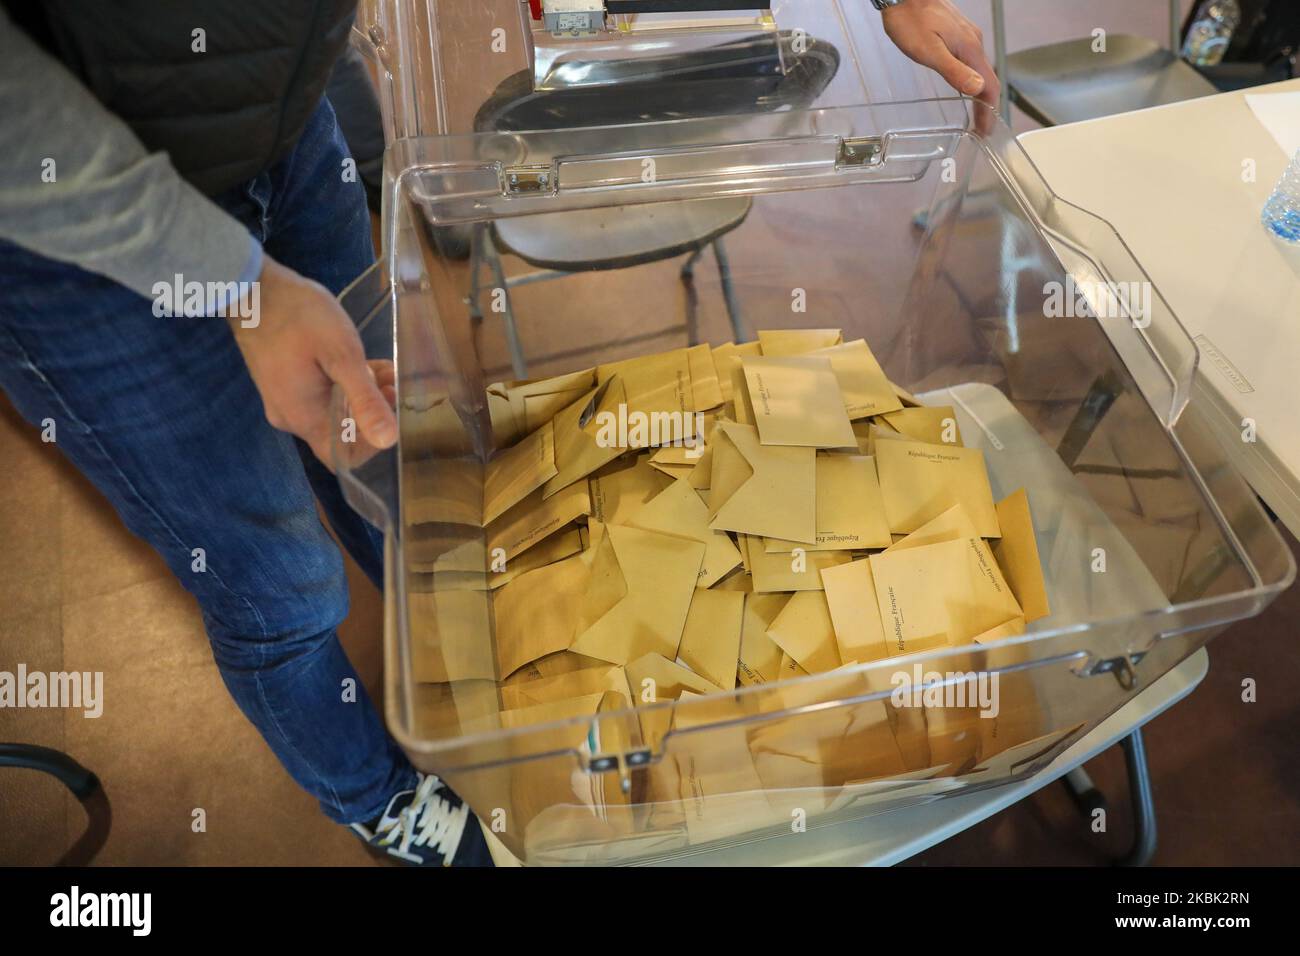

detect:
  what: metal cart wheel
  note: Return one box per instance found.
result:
[0,743,111,866]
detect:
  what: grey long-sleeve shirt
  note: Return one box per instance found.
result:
[0,10,261,312]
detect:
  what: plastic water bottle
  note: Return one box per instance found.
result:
[1262,150,1300,244]
[1182,0,1241,67]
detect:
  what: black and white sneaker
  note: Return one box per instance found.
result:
[351,773,494,867]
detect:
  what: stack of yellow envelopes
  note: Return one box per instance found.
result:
[406,331,1058,828]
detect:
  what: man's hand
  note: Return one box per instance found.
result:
[881,0,1000,125]
[230,256,398,468]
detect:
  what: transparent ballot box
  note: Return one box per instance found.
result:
[336,1,1294,864]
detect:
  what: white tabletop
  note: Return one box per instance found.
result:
[1018,80,1300,538]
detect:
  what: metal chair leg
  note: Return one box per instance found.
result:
[681,247,705,346]
[466,223,486,327]
[1117,729,1158,867]
[712,237,746,343]
[482,229,529,380]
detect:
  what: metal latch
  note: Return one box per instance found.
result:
[837,136,884,169]
[589,748,652,793]
[504,164,554,196]
[1078,653,1143,691]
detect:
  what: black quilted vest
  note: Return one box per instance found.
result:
[5,0,357,195]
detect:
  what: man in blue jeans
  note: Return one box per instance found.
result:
[0,1,995,866]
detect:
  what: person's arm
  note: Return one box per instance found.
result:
[0,12,396,461]
[0,10,259,308]
[874,0,1000,117]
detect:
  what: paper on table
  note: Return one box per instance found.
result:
[765,454,892,552]
[626,476,742,588]
[741,354,858,448]
[874,438,1001,538]
[677,589,745,690]
[707,421,816,543]
[570,524,705,665]
[1246,91,1300,159]
[481,419,559,525]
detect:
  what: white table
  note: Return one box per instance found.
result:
[1019,79,1300,539]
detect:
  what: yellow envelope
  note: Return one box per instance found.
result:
[409,588,496,683]
[677,589,745,690]
[488,525,584,589]
[819,558,890,664]
[757,328,843,355]
[626,652,724,750]
[891,380,922,407]
[711,341,762,403]
[625,477,742,588]
[500,664,628,711]
[811,339,903,419]
[500,649,609,686]
[991,488,1051,623]
[869,536,1023,653]
[570,524,706,665]
[491,367,598,442]
[596,348,692,437]
[730,365,756,426]
[741,354,857,449]
[885,502,980,553]
[765,454,891,551]
[737,592,790,686]
[766,591,844,674]
[874,438,1001,538]
[881,406,964,446]
[482,419,559,525]
[748,540,852,593]
[493,551,591,678]
[647,460,695,481]
[544,375,630,496]
[486,480,590,563]
[777,652,810,679]
[686,343,725,411]
[707,421,816,543]
[588,454,674,525]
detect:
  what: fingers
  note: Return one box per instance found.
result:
[320,338,399,450]
[917,34,986,97]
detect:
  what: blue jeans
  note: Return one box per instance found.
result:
[0,99,416,824]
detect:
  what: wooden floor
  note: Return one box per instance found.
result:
[7,0,1298,868]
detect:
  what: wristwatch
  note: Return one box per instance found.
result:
[870,0,906,9]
